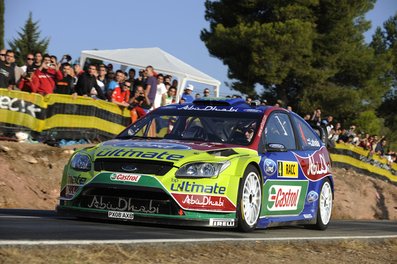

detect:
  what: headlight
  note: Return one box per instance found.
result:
[70,153,92,171]
[175,161,230,178]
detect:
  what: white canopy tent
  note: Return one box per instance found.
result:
[80,47,221,98]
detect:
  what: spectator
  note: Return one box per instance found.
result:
[73,64,106,99]
[111,81,131,107]
[96,64,108,94]
[54,63,75,94]
[128,85,149,123]
[145,65,157,107]
[287,105,292,111]
[203,88,210,97]
[181,84,194,103]
[195,93,201,99]
[375,139,387,156]
[246,96,252,105]
[17,70,34,92]
[311,108,322,126]
[32,52,43,71]
[0,50,16,89]
[30,54,63,95]
[135,69,147,88]
[20,53,35,74]
[303,114,311,121]
[0,49,6,62]
[153,74,167,108]
[162,86,177,106]
[73,64,84,78]
[126,68,136,93]
[106,70,125,100]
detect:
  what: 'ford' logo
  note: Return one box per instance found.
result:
[121,165,138,172]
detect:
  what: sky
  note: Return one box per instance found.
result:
[4,0,397,97]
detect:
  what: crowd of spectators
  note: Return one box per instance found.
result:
[304,109,396,166]
[0,49,215,123]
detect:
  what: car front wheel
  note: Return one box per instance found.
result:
[237,165,262,232]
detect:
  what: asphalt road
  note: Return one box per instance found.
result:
[0,209,396,244]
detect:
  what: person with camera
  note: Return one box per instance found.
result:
[128,85,149,123]
[17,70,35,92]
[30,54,63,95]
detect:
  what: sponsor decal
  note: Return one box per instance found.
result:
[64,185,80,197]
[307,138,320,147]
[96,148,184,161]
[277,161,299,178]
[108,211,134,220]
[293,147,331,181]
[303,214,313,219]
[170,181,226,194]
[110,173,141,183]
[262,180,308,216]
[306,190,319,203]
[209,218,236,227]
[87,196,160,214]
[243,109,262,113]
[267,185,300,211]
[67,174,87,185]
[177,105,238,112]
[0,96,42,118]
[263,158,277,176]
[103,140,191,150]
[172,193,236,212]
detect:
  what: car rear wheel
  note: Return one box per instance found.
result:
[237,165,262,232]
[313,179,333,230]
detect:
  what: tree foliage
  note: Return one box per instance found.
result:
[7,12,49,65]
[0,0,4,48]
[373,12,397,149]
[201,0,392,128]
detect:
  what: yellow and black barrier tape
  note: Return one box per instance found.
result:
[330,143,397,184]
[0,88,131,139]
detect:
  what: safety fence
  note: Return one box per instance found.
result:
[0,89,131,141]
[330,143,397,184]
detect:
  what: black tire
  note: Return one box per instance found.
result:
[312,178,333,230]
[236,165,262,232]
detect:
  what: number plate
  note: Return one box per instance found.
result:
[108,211,135,220]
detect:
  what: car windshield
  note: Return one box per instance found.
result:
[117,107,262,145]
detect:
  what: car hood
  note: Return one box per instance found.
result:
[90,139,255,165]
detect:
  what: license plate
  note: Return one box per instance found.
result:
[108,211,134,220]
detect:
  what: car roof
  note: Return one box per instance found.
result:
[177,97,271,114]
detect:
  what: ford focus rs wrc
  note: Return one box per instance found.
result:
[57,98,334,232]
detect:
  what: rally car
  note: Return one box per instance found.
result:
[57,98,333,232]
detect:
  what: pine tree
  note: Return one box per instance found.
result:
[201,0,392,126]
[0,0,4,48]
[7,12,49,65]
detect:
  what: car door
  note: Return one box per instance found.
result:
[258,111,309,220]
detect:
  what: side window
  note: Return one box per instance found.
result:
[263,113,296,150]
[292,114,322,149]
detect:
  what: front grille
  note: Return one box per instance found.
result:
[73,184,180,215]
[94,158,174,176]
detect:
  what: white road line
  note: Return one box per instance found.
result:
[1,235,397,246]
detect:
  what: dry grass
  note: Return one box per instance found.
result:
[1,239,397,264]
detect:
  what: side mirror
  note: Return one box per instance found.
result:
[266,143,287,152]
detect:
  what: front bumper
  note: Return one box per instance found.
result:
[56,205,237,228]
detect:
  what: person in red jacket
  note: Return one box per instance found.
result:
[31,54,63,95]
